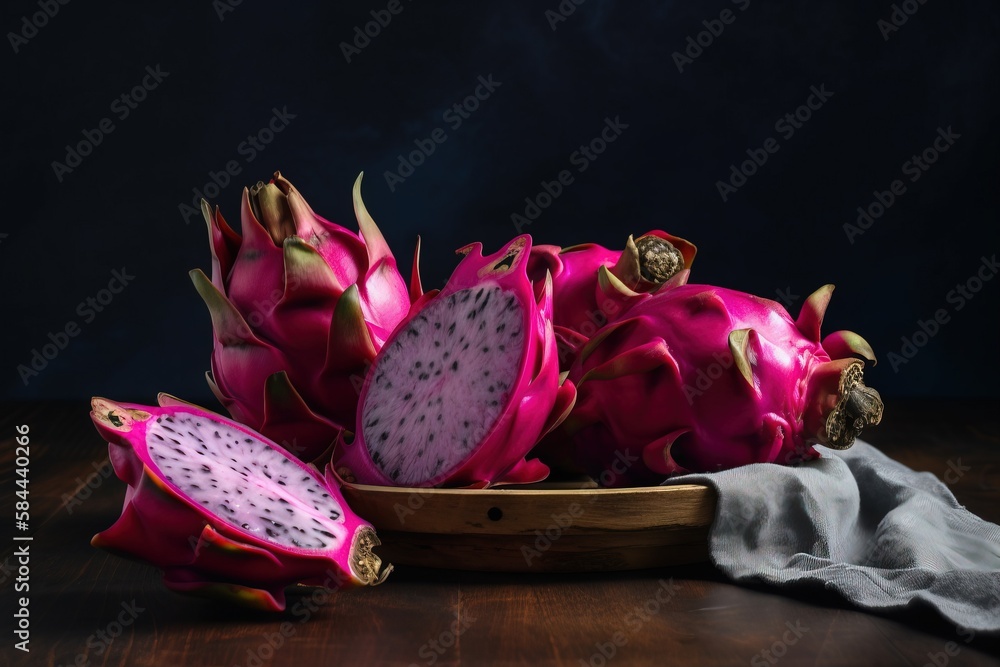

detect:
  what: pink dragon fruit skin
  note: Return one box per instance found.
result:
[526,231,697,368]
[89,394,391,612]
[555,283,883,485]
[190,172,417,461]
[335,235,576,488]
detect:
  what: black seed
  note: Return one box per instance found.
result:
[448,323,456,335]
[452,361,459,371]
[415,361,422,368]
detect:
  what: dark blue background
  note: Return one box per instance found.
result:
[3,0,998,403]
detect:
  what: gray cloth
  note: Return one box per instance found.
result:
[665,440,1000,633]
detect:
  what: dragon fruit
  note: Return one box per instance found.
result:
[190,172,417,461]
[334,235,576,488]
[89,395,391,611]
[550,284,883,486]
[526,231,696,368]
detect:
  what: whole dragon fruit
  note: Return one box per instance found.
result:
[552,284,883,486]
[90,395,391,611]
[335,235,576,488]
[190,172,417,461]
[526,231,696,368]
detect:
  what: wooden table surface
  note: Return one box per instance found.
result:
[2,399,998,666]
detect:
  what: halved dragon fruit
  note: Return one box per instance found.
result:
[90,395,391,611]
[549,284,883,485]
[526,231,696,368]
[335,235,576,488]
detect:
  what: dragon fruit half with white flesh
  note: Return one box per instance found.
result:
[526,231,696,369]
[552,283,883,485]
[190,172,417,462]
[334,235,576,488]
[90,395,391,612]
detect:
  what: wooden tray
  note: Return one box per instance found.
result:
[341,481,716,572]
